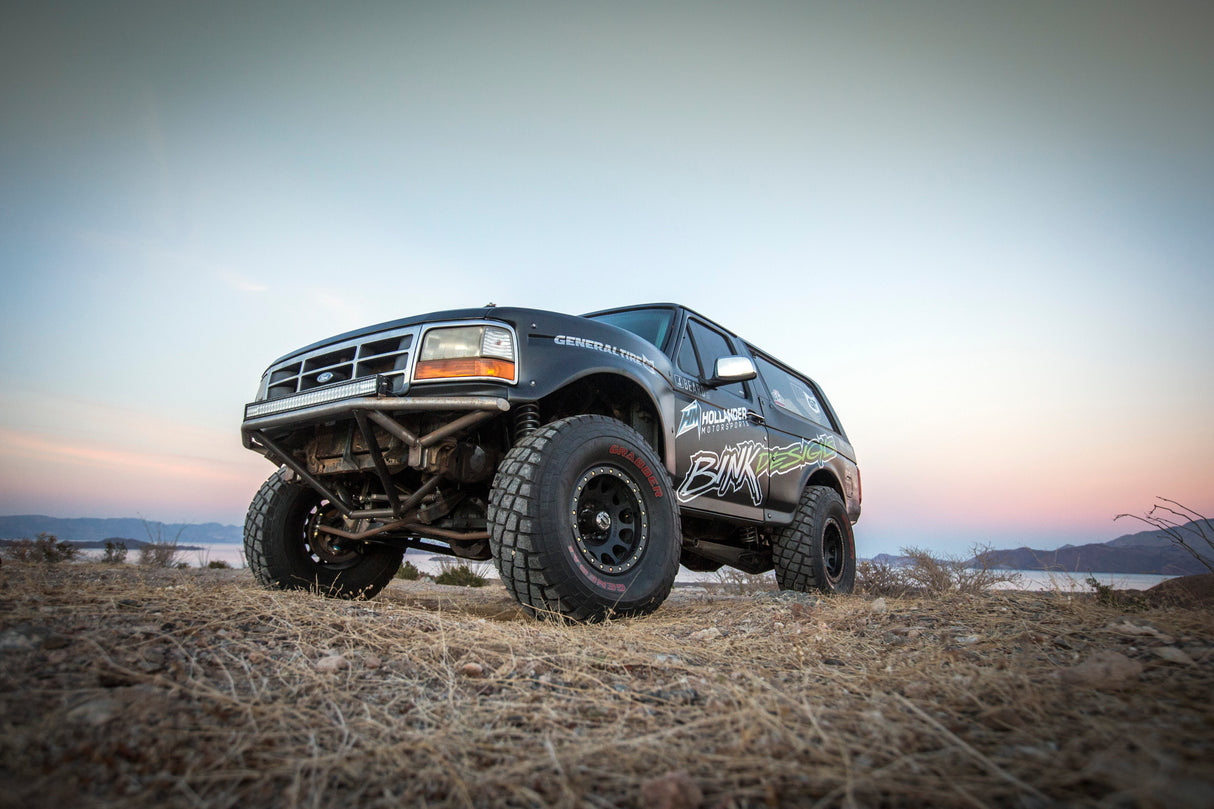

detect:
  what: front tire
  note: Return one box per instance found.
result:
[772,485,856,594]
[244,468,402,599]
[488,415,681,622]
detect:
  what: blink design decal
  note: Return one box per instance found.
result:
[554,334,657,374]
[675,400,749,438]
[675,435,839,506]
[677,441,767,505]
[761,436,838,478]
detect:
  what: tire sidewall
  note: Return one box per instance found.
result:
[773,485,857,595]
[530,418,679,613]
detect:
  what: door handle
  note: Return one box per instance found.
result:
[747,411,766,426]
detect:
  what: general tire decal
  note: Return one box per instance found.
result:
[554,334,657,373]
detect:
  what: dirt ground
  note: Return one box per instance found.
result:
[1,562,1212,808]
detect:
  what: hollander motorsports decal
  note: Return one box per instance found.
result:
[675,400,749,439]
[676,435,838,506]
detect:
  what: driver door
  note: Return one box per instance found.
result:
[670,317,769,521]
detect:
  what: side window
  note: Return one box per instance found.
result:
[754,354,832,429]
[687,320,746,398]
[676,326,700,377]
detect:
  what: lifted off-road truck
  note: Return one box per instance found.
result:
[241,304,860,620]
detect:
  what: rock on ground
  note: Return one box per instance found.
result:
[1058,651,1143,690]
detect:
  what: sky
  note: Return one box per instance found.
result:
[1,1,1211,557]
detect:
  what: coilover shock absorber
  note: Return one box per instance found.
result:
[514,403,540,438]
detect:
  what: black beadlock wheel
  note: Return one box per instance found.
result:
[488,415,681,622]
[244,468,402,599]
[772,485,856,594]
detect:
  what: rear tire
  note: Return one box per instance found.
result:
[488,415,681,622]
[244,468,402,599]
[772,485,856,594]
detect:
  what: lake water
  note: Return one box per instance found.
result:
[988,569,1177,592]
[86,543,1179,593]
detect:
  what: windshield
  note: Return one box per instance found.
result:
[585,307,675,352]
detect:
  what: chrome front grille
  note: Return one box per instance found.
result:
[263,326,420,400]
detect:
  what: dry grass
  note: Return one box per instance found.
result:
[1,562,1212,809]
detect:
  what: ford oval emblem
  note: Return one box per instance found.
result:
[317,371,335,384]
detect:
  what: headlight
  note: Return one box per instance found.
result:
[414,325,517,382]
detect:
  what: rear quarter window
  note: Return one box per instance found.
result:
[753,354,833,430]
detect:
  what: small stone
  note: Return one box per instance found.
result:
[0,630,35,652]
[690,627,721,642]
[1109,621,1174,644]
[1058,651,1143,689]
[640,770,703,809]
[955,635,981,645]
[42,634,71,650]
[248,651,267,665]
[460,662,484,678]
[870,597,887,614]
[67,696,119,726]
[1153,647,1196,667]
[653,654,683,666]
[316,654,349,673]
[364,654,383,670]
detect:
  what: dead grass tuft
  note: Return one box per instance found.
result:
[1,563,1211,808]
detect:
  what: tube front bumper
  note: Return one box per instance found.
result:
[241,389,511,452]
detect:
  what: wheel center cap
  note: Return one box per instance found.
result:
[595,511,611,531]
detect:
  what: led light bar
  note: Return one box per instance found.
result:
[244,376,381,420]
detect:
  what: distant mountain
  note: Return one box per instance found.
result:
[1105,524,1200,549]
[862,520,1213,576]
[868,553,913,567]
[970,519,1212,576]
[0,515,242,545]
[972,544,1206,576]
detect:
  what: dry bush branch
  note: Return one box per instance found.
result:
[856,559,911,597]
[711,568,777,594]
[859,546,1020,597]
[1115,497,1214,573]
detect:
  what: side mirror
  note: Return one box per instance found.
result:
[708,356,757,387]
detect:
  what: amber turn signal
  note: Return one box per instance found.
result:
[413,358,516,380]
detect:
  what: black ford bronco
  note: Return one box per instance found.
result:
[241,303,860,620]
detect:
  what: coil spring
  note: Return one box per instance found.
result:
[739,526,760,545]
[514,403,541,438]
